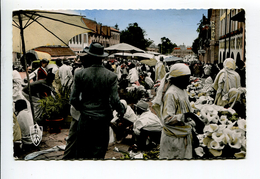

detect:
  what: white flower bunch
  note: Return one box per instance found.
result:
[198,118,246,158]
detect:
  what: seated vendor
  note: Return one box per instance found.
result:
[14,99,34,147]
[110,100,137,142]
[130,100,162,151]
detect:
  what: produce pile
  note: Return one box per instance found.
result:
[194,105,246,159]
[188,76,246,159]
[187,77,215,103]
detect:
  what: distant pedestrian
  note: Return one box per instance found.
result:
[154,56,166,82]
[59,60,73,86]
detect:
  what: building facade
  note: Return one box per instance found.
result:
[196,9,245,64]
[69,18,120,54]
[218,9,245,63]
[173,45,194,57]
[197,9,220,64]
[208,9,220,64]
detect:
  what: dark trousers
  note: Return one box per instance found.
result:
[63,118,78,160]
[133,129,161,150]
[76,115,110,160]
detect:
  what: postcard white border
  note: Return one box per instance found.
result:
[2,0,260,179]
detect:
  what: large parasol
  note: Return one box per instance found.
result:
[13,10,93,120]
[104,42,145,54]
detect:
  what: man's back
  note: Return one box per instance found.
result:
[71,64,121,118]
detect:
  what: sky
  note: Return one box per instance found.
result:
[61,9,208,47]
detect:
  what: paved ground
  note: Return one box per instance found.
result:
[16,127,135,160]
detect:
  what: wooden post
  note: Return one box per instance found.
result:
[18,12,35,121]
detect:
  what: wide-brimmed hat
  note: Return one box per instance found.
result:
[134,100,149,111]
[83,42,108,58]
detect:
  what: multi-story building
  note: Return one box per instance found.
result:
[218,9,245,63]
[173,45,194,57]
[69,18,120,54]
[196,9,245,64]
[207,9,220,64]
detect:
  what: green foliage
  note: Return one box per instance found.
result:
[120,152,130,159]
[158,37,177,54]
[229,113,239,121]
[38,80,72,119]
[120,22,153,50]
[143,150,160,159]
[114,23,119,30]
[192,37,200,55]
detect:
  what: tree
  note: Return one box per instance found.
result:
[192,37,200,55]
[120,22,153,50]
[192,16,210,55]
[114,24,119,30]
[158,37,177,54]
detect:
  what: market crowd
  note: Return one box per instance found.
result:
[12,42,246,160]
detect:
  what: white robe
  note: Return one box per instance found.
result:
[17,109,34,144]
[155,61,166,82]
[133,110,162,135]
[154,85,193,159]
[127,68,139,83]
[59,64,73,86]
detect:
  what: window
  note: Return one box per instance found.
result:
[231,52,234,59]
[236,52,241,62]
[219,51,222,63]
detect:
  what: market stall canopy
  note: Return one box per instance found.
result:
[140,58,157,66]
[12,10,93,53]
[104,43,145,53]
[146,51,160,56]
[132,53,154,59]
[27,50,51,60]
[34,46,75,57]
[108,52,133,58]
[164,56,183,62]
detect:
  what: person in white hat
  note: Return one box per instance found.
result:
[152,63,204,159]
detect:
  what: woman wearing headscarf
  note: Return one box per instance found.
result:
[213,58,241,106]
[152,63,204,159]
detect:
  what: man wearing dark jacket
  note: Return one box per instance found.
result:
[70,42,126,159]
